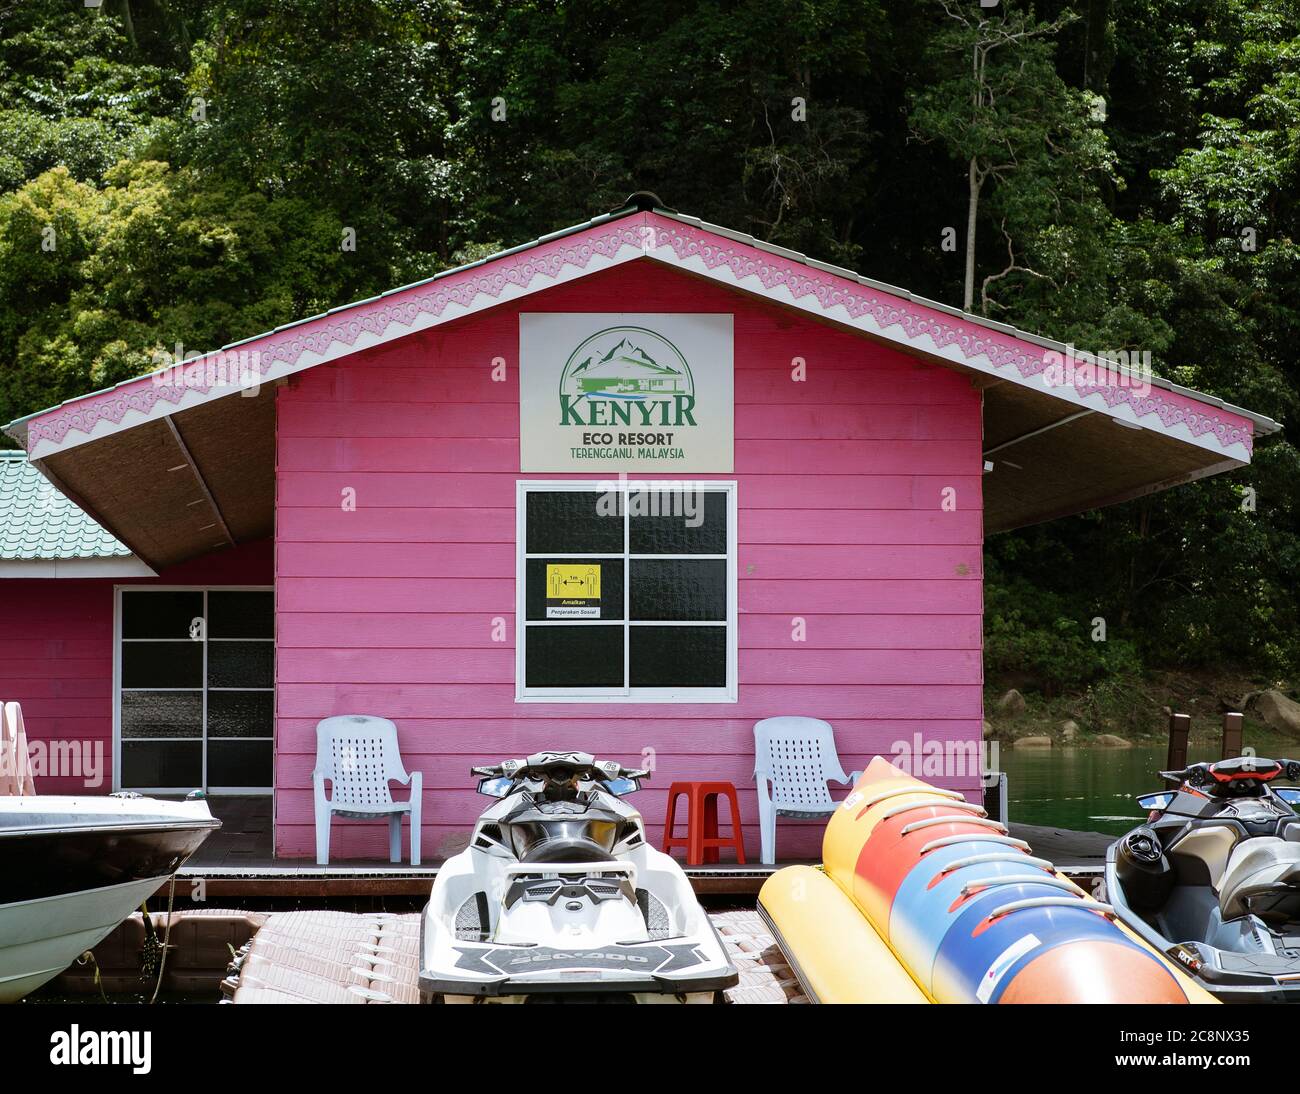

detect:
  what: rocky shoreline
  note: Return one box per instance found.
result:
[983,679,1300,751]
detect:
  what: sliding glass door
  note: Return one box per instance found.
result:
[116,587,273,793]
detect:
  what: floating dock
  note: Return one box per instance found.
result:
[221,909,806,1004]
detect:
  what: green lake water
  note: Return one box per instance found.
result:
[1000,742,1225,836]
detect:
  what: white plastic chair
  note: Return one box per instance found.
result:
[754,717,861,864]
[313,715,422,865]
[0,702,37,796]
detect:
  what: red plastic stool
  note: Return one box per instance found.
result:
[662,781,746,865]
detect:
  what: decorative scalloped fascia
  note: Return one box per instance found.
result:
[643,215,1255,456]
[23,218,651,456]
[20,211,1255,460]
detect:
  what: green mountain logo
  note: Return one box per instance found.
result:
[558,326,698,427]
[562,329,691,399]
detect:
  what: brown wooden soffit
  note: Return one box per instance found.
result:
[30,353,1242,567]
[982,382,1241,534]
[38,388,274,572]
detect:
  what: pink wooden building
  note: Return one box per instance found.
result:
[0,196,1278,861]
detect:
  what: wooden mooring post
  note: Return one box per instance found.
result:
[1167,712,1191,771]
[1221,711,1244,760]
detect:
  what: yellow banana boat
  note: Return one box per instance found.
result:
[759,757,1215,1004]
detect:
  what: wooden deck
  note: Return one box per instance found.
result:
[176,796,1108,899]
[178,795,784,897]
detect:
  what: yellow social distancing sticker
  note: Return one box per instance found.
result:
[545,564,601,618]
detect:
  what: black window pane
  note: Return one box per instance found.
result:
[121,741,202,788]
[208,641,274,688]
[208,740,273,787]
[630,490,727,554]
[526,492,623,553]
[122,592,204,639]
[630,559,727,621]
[121,642,202,688]
[208,690,274,738]
[120,692,202,738]
[525,626,624,688]
[630,626,727,688]
[525,558,624,621]
[208,591,273,638]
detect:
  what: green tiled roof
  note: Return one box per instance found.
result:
[0,450,131,560]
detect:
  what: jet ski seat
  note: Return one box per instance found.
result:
[1217,837,1300,921]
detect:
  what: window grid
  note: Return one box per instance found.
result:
[516,481,737,703]
[115,587,274,792]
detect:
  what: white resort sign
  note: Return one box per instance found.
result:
[519,313,734,472]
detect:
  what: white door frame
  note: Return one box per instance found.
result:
[112,584,274,795]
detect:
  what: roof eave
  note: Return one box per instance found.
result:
[644,209,1282,438]
[0,555,156,578]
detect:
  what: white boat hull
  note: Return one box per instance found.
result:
[0,874,171,1003]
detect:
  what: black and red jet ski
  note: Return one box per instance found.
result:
[1105,755,1300,1003]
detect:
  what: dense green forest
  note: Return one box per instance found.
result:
[1,0,1297,692]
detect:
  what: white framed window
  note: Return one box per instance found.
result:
[515,480,738,703]
[113,586,274,794]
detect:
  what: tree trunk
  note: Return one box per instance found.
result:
[1082,0,1114,94]
[116,0,138,52]
[964,156,980,313]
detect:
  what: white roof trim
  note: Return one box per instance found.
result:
[644,247,1252,463]
[0,555,156,579]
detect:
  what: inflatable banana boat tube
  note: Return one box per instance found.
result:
[759,757,1214,1004]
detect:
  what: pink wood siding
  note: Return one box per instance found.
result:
[274,261,984,859]
[0,539,272,793]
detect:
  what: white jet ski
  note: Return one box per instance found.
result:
[419,751,737,1003]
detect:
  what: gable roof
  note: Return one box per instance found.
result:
[0,196,1281,569]
[5,197,1277,462]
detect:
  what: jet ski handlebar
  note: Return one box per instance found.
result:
[1160,758,1300,788]
[470,753,650,793]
